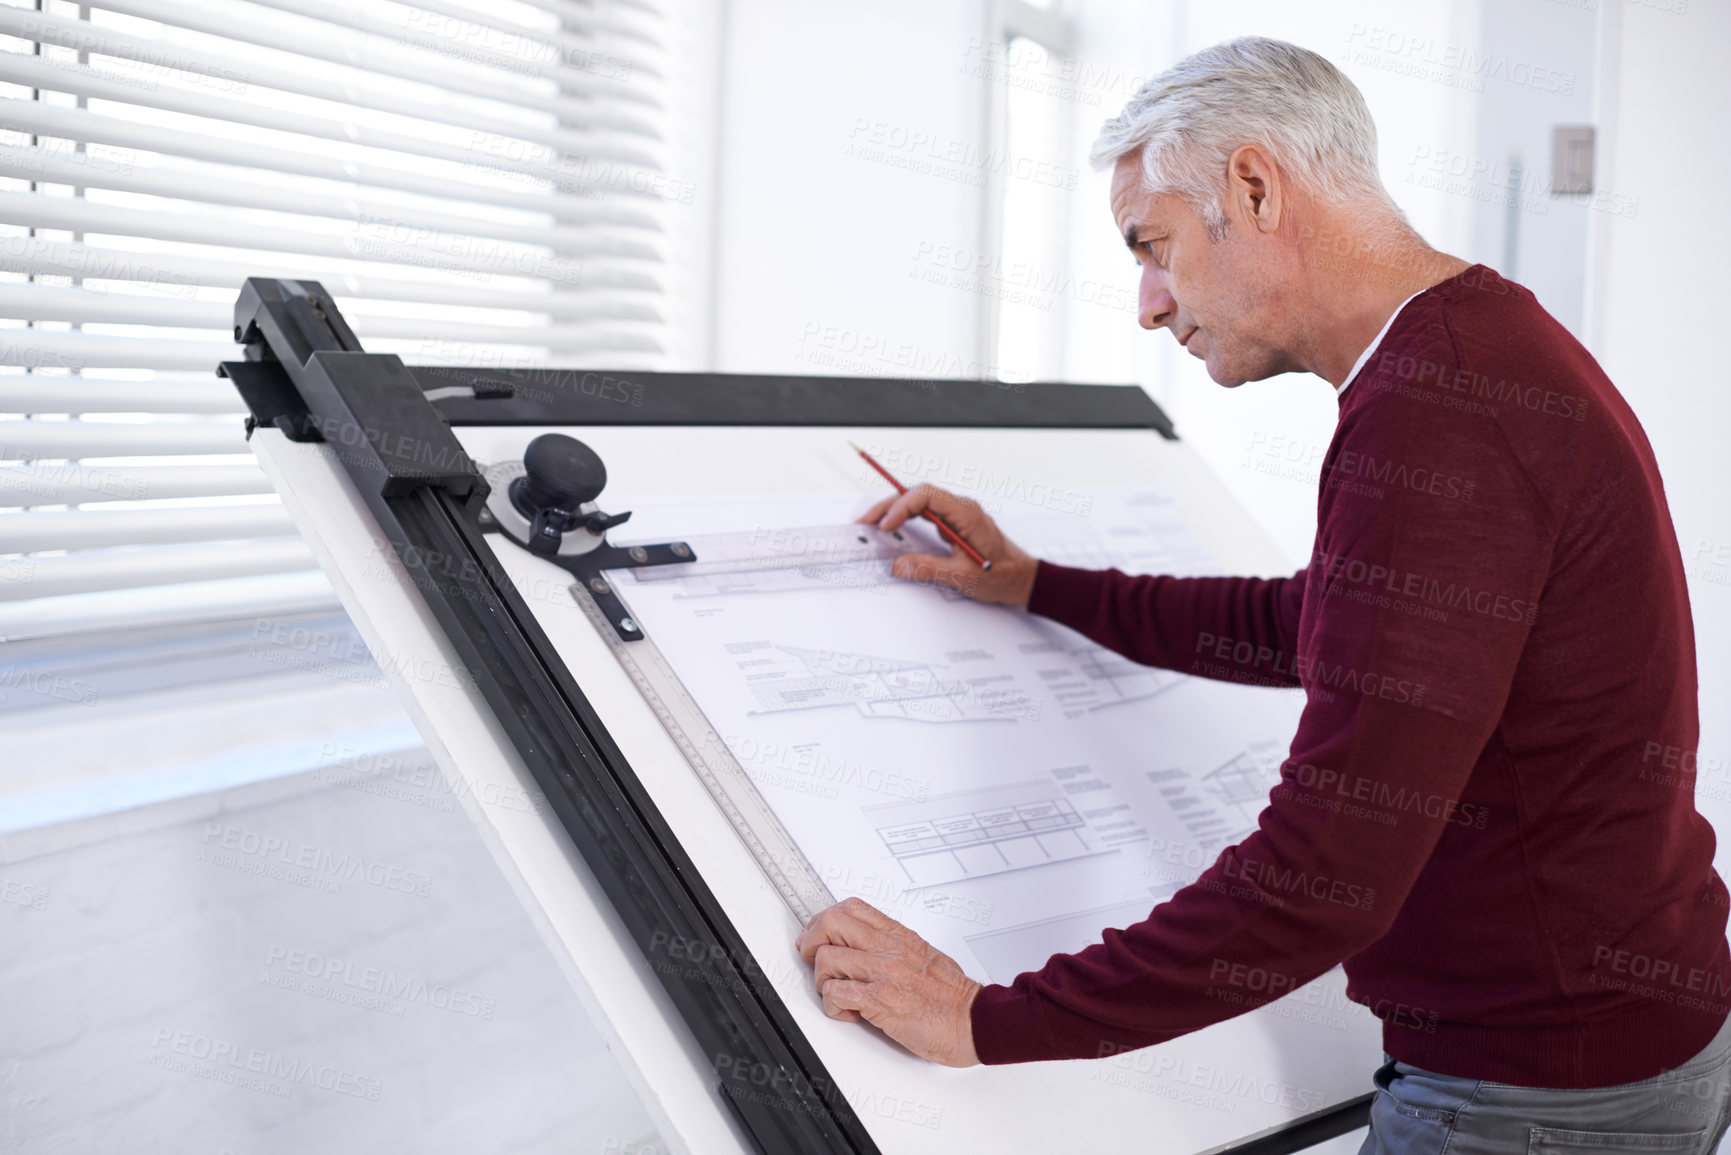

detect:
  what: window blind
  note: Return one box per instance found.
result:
[0,0,670,642]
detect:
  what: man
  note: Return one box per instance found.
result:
[797,37,1731,1151]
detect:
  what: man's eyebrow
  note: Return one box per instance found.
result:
[1122,225,1142,252]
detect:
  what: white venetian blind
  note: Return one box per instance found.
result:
[0,0,671,641]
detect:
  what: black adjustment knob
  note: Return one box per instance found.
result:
[509,433,607,521]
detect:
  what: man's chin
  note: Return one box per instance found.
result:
[1203,354,1287,389]
[1204,358,1253,388]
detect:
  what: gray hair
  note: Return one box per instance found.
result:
[1091,37,1399,238]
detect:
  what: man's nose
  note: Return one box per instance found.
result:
[1139,265,1176,331]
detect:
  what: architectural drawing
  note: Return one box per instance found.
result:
[864,780,1101,887]
[731,643,1037,723]
[609,488,1306,986]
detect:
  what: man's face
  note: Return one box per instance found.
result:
[1109,151,1296,387]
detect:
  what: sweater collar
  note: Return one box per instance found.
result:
[1337,289,1423,399]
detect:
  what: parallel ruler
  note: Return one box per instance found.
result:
[570,523,933,926]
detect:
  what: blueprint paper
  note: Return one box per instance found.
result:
[610,488,1305,985]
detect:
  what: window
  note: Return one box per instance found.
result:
[0,0,672,642]
[984,2,1075,385]
[994,33,1071,384]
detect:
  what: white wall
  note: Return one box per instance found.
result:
[1107,0,1484,567]
[1463,1,1597,336]
[709,0,993,378]
[1584,0,1731,871]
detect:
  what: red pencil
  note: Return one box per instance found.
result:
[850,442,993,571]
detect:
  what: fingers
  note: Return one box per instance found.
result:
[798,898,912,968]
[892,551,970,579]
[811,943,873,989]
[857,494,897,524]
[812,940,878,1025]
[872,485,980,535]
[829,897,900,933]
[819,978,875,1022]
[890,552,980,596]
[872,486,932,532]
[797,912,854,963]
[796,905,888,963]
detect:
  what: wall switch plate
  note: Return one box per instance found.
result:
[1553,125,1595,194]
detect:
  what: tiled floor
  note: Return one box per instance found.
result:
[0,750,663,1155]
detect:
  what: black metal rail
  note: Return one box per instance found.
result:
[225,277,876,1155]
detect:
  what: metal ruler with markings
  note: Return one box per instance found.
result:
[567,523,929,926]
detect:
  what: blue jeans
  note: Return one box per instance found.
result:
[1359,1012,1731,1154]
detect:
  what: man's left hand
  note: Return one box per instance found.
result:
[796,897,982,1068]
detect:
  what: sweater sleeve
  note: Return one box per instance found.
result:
[972,366,1557,1064]
[1026,563,1307,688]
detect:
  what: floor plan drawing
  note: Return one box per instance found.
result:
[1032,642,1185,718]
[1144,740,1288,854]
[864,780,1101,887]
[606,488,1307,988]
[730,643,1038,723]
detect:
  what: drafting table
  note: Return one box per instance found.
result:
[220,278,1381,1155]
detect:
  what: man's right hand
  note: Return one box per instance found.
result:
[859,484,1038,608]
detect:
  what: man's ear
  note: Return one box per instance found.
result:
[1227,144,1282,234]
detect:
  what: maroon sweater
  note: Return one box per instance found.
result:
[970,265,1729,1087]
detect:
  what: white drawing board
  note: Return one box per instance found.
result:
[255,422,1384,1155]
